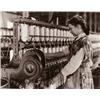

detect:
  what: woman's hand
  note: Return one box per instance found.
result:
[92,62,100,71]
[63,46,70,56]
[47,72,66,89]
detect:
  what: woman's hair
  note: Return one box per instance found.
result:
[68,15,90,35]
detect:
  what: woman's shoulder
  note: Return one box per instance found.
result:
[81,36,93,57]
[73,36,87,48]
[80,36,91,47]
[69,37,85,55]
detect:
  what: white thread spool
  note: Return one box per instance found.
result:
[59,46,62,52]
[61,30,63,41]
[28,25,32,41]
[50,28,53,41]
[57,46,59,52]
[62,30,64,41]
[29,25,33,36]
[58,29,60,41]
[45,28,49,41]
[64,30,66,41]
[32,25,36,41]
[66,31,69,43]
[18,24,21,41]
[52,28,54,41]
[49,47,52,53]
[62,46,65,51]
[41,27,45,41]
[52,47,55,53]
[44,47,47,53]
[21,24,29,42]
[68,31,71,42]
[54,29,57,41]
[35,26,40,42]
[11,30,13,36]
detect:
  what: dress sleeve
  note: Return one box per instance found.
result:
[48,48,85,88]
[61,48,84,78]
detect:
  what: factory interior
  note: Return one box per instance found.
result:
[0,12,100,89]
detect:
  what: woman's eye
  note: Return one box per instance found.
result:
[69,28,72,31]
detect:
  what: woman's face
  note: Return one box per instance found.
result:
[68,24,80,36]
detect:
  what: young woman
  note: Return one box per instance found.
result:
[49,15,94,89]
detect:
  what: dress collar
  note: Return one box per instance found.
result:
[74,33,86,41]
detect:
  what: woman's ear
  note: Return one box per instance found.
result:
[76,24,82,30]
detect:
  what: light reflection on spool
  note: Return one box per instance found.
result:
[44,47,47,53]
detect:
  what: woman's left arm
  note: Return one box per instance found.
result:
[48,48,85,89]
[61,47,84,78]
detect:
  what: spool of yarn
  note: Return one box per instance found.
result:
[21,24,29,42]
[45,28,49,41]
[41,27,45,41]
[34,26,40,42]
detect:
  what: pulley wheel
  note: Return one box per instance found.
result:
[19,56,43,80]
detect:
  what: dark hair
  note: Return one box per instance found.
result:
[68,15,90,35]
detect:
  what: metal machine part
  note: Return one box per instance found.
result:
[9,48,69,88]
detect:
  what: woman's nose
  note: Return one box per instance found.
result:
[69,30,72,33]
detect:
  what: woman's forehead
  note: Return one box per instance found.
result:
[68,24,75,28]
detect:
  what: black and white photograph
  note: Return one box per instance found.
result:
[0,11,100,89]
